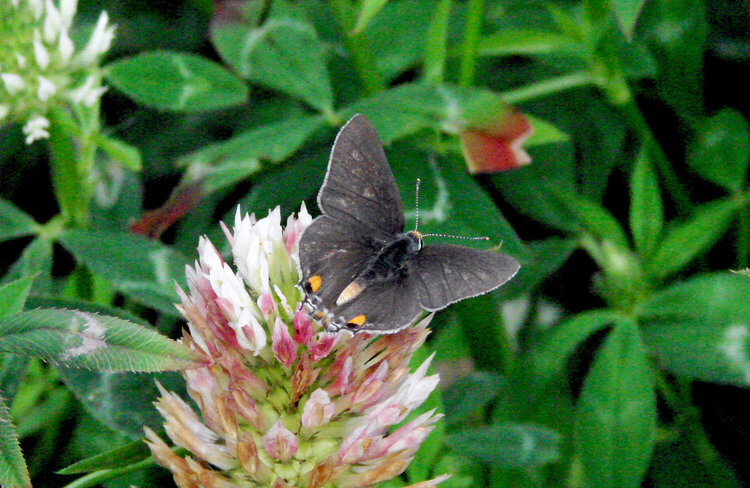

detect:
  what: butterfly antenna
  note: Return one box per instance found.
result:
[413,178,421,232]
[421,233,490,241]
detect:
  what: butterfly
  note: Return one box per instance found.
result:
[298,114,520,334]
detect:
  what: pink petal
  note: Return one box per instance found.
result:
[272,317,298,367]
[262,420,298,461]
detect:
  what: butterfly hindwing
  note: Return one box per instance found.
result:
[329,277,423,334]
[411,244,520,311]
[318,114,404,241]
[298,215,375,313]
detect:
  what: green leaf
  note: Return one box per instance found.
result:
[650,435,742,488]
[525,114,570,147]
[353,0,389,33]
[646,195,747,281]
[0,198,37,242]
[0,276,35,319]
[443,372,504,424]
[629,148,663,257]
[212,18,333,113]
[548,186,630,249]
[96,134,142,171]
[2,237,53,295]
[637,272,750,386]
[687,108,750,192]
[58,230,191,315]
[638,0,707,120]
[59,368,186,438]
[611,0,647,39]
[0,308,199,370]
[478,28,577,57]
[179,115,325,194]
[447,423,560,467]
[496,238,576,299]
[575,319,656,488]
[105,51,249,112]
[0,395,30,488]
[531,310,624,384]
[58,439,150,474]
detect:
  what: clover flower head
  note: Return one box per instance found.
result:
[146,204,447,487]
[0,0,115,143]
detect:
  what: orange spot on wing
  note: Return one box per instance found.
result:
[347,314,366,327]
[307,275,322,292]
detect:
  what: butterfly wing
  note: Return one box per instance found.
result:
[410,244,520,311]
[298,215,376,314]
[317,114,405,241]
[327,276,423,334]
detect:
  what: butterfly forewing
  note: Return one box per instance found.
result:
[411,244,520,311]
[318,115,405,241]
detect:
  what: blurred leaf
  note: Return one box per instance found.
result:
[345,83,512,144]
[687,108,750,192]
[637,273,750,386]
[234,141,329,219]
[368,0,432,81]
[179,115,325,194]
[212,18,333,113]
[478,28,577,57]
[58,230,191,315]
[493,140,578,231]
[0,395,29,488]
[525,114,570,147]
[531,309,623,384]
[575,319,656,488]
[105,51,249,112]
[650,435,741,488]
[629,148,663,257]
[0,353,29,401]
[0,198,37,242]
[496,238,577,299]
[58,439,149,474]
[0,308,199,370]
[59,368,186,438]
[548,186,629,249]
[96,135,142,172]
[646,195,747,281]
[638,0,707,120]
[0,276,34,319]
[2,238,53,295]
[443,371,504,424]
[611,0,647,39]
[354,0,389,33]
[447,423,560,467]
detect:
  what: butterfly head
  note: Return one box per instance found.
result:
[405,230,423,251]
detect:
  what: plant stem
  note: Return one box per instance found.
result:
[458,0,484,86]
[423,0,452,85]
[328,0,383,94]
[501,71,592,104]
[48,107,88,228]
[736,189,749,268]
[618,97,692,216]
[61,455,161,488]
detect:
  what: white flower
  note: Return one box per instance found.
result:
[43,0,62,44]
[68,75,107,106]
[22,115,50,144]
[58,29,74,62]
[33,38,50,69]
[37,76,56,101]
[0,105,9,120]
[2,73,25,94]
[77,11,115,65]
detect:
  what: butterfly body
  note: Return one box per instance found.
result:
[298,115,520,334]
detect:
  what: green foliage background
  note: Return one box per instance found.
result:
[1,0,749,487]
